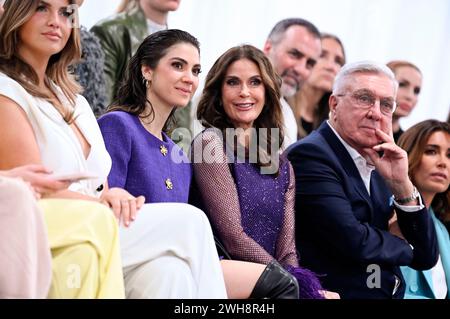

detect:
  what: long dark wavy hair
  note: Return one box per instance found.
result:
[107,29,200,132]
[197,45,284,173]
[398,120,450,225]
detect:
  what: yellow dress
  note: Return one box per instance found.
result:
[39,199,125,299]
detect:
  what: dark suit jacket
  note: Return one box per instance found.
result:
[287,122,438,299]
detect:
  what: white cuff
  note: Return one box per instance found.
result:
[393,194,425,212]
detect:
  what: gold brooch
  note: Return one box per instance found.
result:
[160,145,168,156]
[165,178,173,190]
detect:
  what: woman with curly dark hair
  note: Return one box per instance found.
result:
[193,44,339,299]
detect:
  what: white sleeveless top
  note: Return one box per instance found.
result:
[0,72,111,197]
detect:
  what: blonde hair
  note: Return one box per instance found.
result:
[386,60,422,75]
[0,0,82,123]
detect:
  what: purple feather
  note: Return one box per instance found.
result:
[285,265,325,299]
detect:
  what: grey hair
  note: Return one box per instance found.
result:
[332,60,398,96]
[267,18,320,46]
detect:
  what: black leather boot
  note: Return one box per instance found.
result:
[249,260,299,299]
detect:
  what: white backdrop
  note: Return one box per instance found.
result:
[80,0,450,129]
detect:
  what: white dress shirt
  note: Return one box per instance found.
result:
[327,121,424,211]
[280,98,298,149]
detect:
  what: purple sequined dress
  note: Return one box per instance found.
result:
[232,160,288,258]
[191,129,324,299]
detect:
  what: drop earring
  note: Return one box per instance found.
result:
[142,77,150,88]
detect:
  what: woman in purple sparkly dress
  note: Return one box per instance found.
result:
[99,30,300,299]
[193,44,339,299]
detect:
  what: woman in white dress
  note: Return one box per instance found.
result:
[0,0,226,298]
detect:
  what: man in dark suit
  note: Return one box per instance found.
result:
[287,61,438,299]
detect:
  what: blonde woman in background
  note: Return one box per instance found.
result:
[386,60,423,142]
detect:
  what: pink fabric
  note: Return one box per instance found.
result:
[0,177,52,298]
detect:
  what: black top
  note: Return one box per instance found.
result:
[393,128,404,143]
[299,117,313,138]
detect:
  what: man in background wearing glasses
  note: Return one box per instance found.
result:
[287,61,438,299]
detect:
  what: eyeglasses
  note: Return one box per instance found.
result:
[336,90,397,115]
